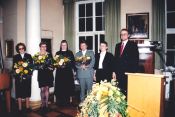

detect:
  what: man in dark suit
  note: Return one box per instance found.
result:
[94,41,115,83]
[114,28,139,97]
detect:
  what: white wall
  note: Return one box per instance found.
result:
[41,0,64,55]
[3,0,64,55]
[0,7,3,62]
[16,0,65,55]
[121,0,152,40]
[3,0,17,70]
[2,0,65,69]
[0,7,3,41]
[17,0,25,43]
[1,0,152,61]
[3,0,17,45]
[0,6,3,50]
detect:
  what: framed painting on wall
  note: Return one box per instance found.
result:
[126,13,149,39]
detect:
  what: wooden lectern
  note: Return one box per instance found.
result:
[126,73,165,117]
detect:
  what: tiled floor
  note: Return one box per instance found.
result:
[0,98,79,117]
[28,104,78,117]
[0,94,175,117]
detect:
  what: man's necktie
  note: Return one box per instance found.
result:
[120,43,124,56]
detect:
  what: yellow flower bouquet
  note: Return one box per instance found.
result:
[33,52,53,70]
[77,79,129,117]
[75,55,91,65]
[13,60,33,81]
[53,54,71,68]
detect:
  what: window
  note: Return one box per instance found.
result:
[75,0,105,53]
[165,0,175,66]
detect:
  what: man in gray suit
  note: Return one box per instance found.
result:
[75,41,95,101]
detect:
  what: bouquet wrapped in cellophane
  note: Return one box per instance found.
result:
[75,55,91,66]
[13,60,33,81]
[33,52,54,70]
[77,79,129,117]
[53,54,71,68]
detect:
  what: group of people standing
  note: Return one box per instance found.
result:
[13,28,139,112]
[13,40,75,112]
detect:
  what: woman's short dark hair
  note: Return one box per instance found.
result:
[16,43,26,53]
[39,41,47,47]
[100,41,108,46]
[60,40,68,51]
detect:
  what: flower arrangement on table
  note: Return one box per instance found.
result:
[77,79,129,117]
[75,55,91,65]
[53,54,71,68]
[13,60,33,81]
[33,52,54,70]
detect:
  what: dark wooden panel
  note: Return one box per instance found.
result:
[138,44,155,74]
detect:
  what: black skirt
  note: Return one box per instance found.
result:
[38,69,54,88]
[15,78,31,98]
[55,67,75,98]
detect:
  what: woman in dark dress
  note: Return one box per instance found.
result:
[13,43,33,111]
[54,40,75,106]
[33,42,54,110]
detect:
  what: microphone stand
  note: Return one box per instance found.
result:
[150,43,175,100]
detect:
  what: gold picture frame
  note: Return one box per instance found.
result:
[126,12,149,39]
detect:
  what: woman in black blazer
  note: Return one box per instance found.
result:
[33,42,54,110]
[94,41,115,83]
[13,43,33,112]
